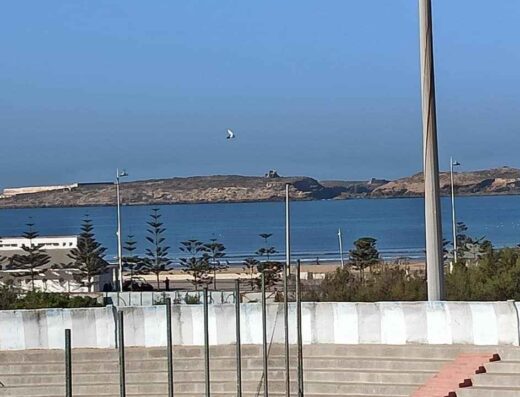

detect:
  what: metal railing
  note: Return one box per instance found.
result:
[61,260,305,396]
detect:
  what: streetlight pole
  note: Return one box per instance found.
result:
[419,0,444,301]
[450,157,460,264]
[338,228,345,269]
[116,168,128,292]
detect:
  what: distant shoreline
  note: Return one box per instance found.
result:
[2,167,520,209]
[1,191,520,211]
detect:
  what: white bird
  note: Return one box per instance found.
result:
[226,129,235,139]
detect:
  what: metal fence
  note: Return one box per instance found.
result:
[63,260,306,397]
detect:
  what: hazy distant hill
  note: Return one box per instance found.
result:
[1,167,520,209]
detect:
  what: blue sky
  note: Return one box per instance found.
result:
[0,1,518,187]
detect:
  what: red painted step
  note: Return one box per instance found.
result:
[411,353,499,397]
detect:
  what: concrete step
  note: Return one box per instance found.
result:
[495,348,520,361]
[0,344,500,362]
[0,381,419,396]
[456,386,520,397]
[0,356,448,374]
[0,368,435,386]
[471,373,520,388]
[485,360,520,373]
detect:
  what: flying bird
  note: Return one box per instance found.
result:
[226,129,235,139]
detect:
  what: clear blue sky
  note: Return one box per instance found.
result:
[0,1,518,188]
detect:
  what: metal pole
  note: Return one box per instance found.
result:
[450,158,458,264]
[261,272,269,397]
[203,286,211,397]
[296,260,304,397]
[116,170,123,292]
[283,184,290,397]
[419,0,444,301]
[118,311,126,397]
[65,329,72,397]
[338,229,345,268]
[166,298,174,397]
[235,280,242,397]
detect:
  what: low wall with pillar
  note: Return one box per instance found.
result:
[1,302,519,350]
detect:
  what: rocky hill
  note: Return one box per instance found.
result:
[0,175,337,209]
[371,167,520,197]
[2,167,520,209]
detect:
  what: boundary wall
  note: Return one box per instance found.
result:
[1,302,519,350]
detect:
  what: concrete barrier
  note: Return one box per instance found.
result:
[1,302,519,350]
[0,307,116,350]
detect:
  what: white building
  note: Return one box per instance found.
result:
[1,183,79,198]
[0,235,113,292]
[0,235,77,251]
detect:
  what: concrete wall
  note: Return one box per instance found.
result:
[1,302,519,350]
[0,307,115,350]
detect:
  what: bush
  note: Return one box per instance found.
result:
[305,266,426,302]
[0,286,18,310]
[0,289,101,310]
[305,245,520,302]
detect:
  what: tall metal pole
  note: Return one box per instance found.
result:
[419,0,444,301]
[261,272,269,397]
[296,260,304,397]
[203,286,211,397]
[235,280,242,397]
[118,311,126,397]
[166,298,174,397]
[283,184,290,397]
[65,329,72,397]
[116,169,123,292]
[338,229,345,269]
[450,157,459,264]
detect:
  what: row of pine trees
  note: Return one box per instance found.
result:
[0,208,288,292]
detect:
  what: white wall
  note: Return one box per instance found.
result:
[1,302,519,350]
[0,307,116,350]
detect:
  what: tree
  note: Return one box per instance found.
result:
[453,222,490,267]
[349,237,380,282]
[180,240,210,290]
[242,257,260,290]
[66,217,108,292]
[122,235,146,291]
[144,208,172,290]
[203,239,228,290]
[8,223,51,291]
[257,233,277,260]
[255,233,282,290]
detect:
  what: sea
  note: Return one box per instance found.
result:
[1,195,519,263]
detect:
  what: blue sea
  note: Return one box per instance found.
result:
[1,196,519,263]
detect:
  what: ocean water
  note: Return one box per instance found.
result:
[1,196,519,262]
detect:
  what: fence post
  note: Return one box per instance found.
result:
[118,311,126,397]
[65,329,72,397]
[261,272,269,397]
[166,297,174,397]
[203,285,211,397]
[296,260,304,396]
[235,279,242,397]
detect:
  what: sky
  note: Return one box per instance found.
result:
[0,0,519,188]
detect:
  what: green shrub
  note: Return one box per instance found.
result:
[0,290,101,310]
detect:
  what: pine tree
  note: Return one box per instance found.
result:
[8,223,51,291]
[66,217,108,292]
[123,234,145,291]
[349,237,380,282]
[242,257,260,290]
[180,239,210,290]
[144,208,172,290]
[255,233,282,290]
[203,239,228,290]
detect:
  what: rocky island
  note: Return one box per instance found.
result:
[1,167,519,209]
